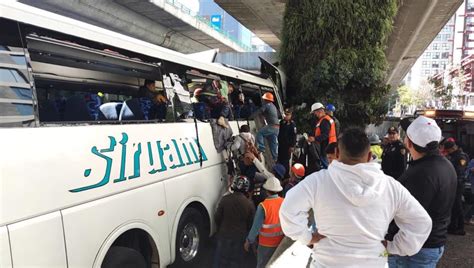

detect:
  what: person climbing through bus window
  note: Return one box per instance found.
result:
[228,83,244,119]
[206,80,232,121]
[231,124,260,190]
[251,92,280,161]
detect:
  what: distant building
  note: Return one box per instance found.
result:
[406,0,474,90]
[460,1,474,59]
[198,0,272,52]
[405,17,455,89]
[430,54,474,109]
[198,0,252,48]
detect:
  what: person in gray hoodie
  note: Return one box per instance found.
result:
[279,128,432,268]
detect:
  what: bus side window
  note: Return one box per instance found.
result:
[185,71,232,121]
[237,83,261,119]
[0,18,36,127]
[21,28,165,124]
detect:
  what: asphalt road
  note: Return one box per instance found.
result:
[182,224,474,268]
[439,224,474,268]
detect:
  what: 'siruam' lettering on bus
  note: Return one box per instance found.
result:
[69,133,208,193]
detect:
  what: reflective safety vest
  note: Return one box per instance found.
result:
[259,197,284,247]
[315,115,337,144]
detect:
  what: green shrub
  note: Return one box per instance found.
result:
[280,0,398,129]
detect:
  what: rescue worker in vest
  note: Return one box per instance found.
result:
[251,93,280,161]
[307,102,337,169]
[244,177,284,268]
[326,103,341,137]
[381,126,407,179]
[277,108,297,178]
[214,176,255,268]
[444,140,469,235]
[369,134,383,163]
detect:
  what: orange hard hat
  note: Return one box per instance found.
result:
[291,163,305,178]
[262,92,274,102]
[194,88,202,96]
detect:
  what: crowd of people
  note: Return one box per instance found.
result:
[212,92,474,268]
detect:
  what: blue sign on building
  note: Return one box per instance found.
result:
[210,15,222,30]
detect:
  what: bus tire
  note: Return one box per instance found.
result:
[174,207,205,267]
[102,246,147,268]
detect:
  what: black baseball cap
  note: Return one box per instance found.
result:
[443,141,456,150]
[400,117,415,132]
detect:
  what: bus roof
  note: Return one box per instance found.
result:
[0,1,275,88]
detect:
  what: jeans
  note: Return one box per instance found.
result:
[320,155,329,169]
[388,246,444,268]
[256,125,279,160]
[277,144,291,178]
[213,237,246,268]
[257,245,277,268]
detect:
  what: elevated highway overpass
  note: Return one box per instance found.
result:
[20,0,464,88]
[215,0,464,88]
[20,0,251,53]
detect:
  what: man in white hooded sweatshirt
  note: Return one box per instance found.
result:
[279,128,432,267]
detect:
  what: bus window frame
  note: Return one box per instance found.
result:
[20,32,169,126]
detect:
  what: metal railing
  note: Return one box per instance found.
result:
[164,0,253,51]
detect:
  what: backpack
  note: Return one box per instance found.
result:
[240,134,261,165]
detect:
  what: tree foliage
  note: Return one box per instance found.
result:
[430,77,454,109]
[280,0,398,128]
[396,85,426,115]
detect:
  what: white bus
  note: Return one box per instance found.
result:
[0,1,284,267]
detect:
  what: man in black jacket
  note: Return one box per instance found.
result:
[387,116,457,268]
[444,141,469,235]
[277,109,297,178]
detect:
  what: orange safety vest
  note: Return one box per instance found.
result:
[259,197,284,247]
[315,115,337,144]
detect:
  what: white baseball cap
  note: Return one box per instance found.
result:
[263,177,283,192]
[405,116,442,148]
[310,102,324,113]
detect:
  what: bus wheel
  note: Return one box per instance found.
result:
[174,208,205,267]
[102,246,147,268]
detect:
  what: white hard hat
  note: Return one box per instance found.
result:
[406,116,442,148]
[263,176,283,192]
[310,102,324,113]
